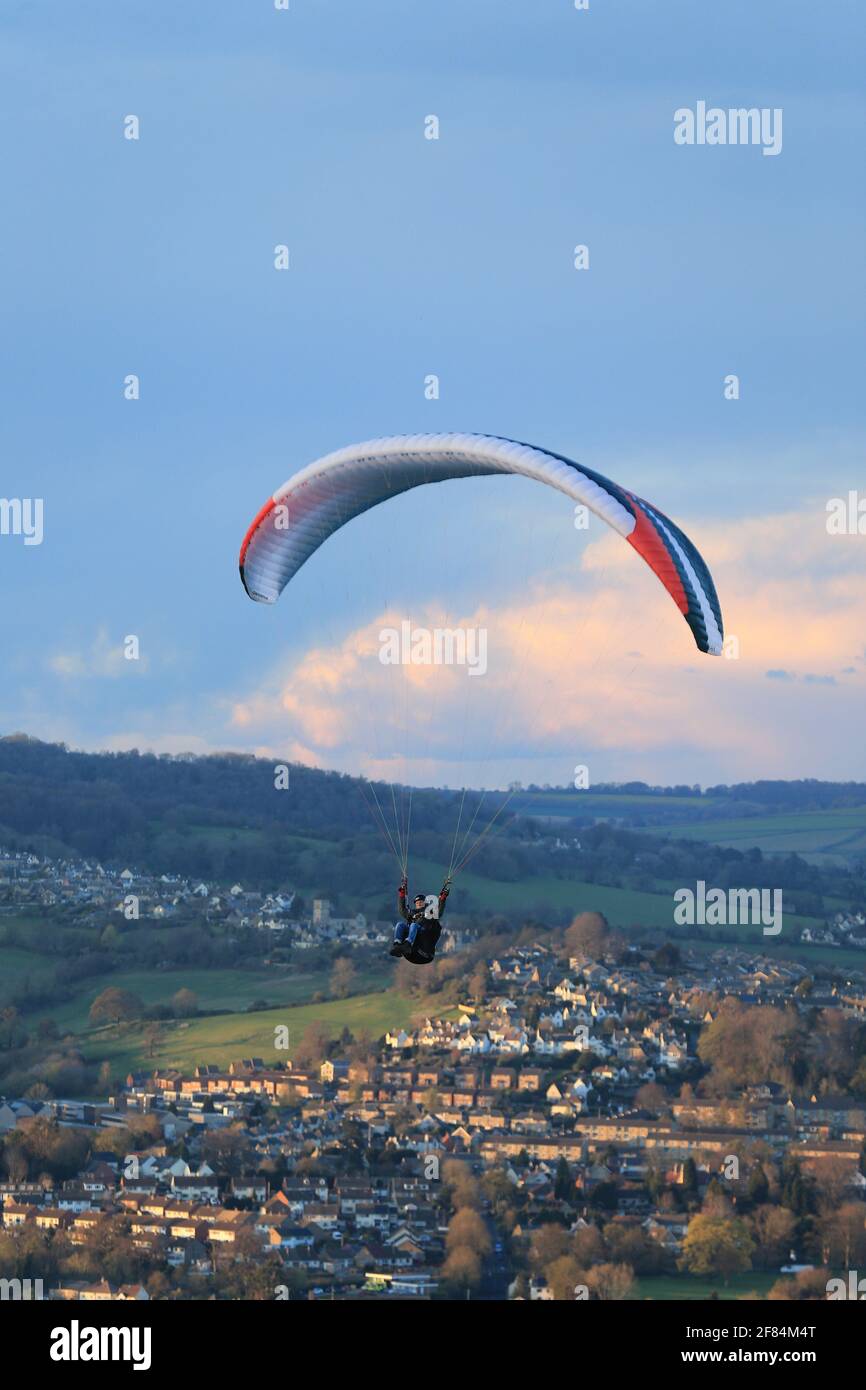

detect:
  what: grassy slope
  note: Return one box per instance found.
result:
[26,962,391,1035]
[80,988,419,1078]
[175,826,327,851]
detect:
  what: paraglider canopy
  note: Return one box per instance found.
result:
[239,431,724,655]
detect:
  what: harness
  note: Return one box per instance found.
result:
[404,920,441,965]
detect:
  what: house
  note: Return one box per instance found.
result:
[518,1069,545,1092]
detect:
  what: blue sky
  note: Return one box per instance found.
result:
[1,0,864,786]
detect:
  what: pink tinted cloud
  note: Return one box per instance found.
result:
[228,504,866,782]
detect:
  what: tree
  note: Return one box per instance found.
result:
[698,1000,801,1093]
[680,1212,754,1284]
[547,1255,586,1301]
[529,1223,571,1272]
[587,1262,635,1301]
[201,1127,248,1178]
[745,1163,770,1208]
[572,1224,606,1267]
[780,1157,815,1217]
[146,1271,171,1300]
[602,1221,662,1275]
[233,1225,265,1263]
[338,1116,368,1170]
[294,1021,331,1068]
[821,1201,866,1269]
[13,1118,90,1182]
[768,1269,828,1301]
[702,1178,734,1218]
[653,942,681,970]
[805,1008,861,1091]
[89,988,144,1026]
[635,1081,669,1115]
[391,1103,417,1140]
[554,1156,573,1203]
[329,958,356,1000]
[442,1160,482,1211]
[171,988,199,1017]
[681,1157,699,1200]
[3,1135,29,1182]
[565,912,609,960]
[445,1208,491,1259]
[142,1022,163,1059]
[749,1205,797,1271]
[441,1245,481,1293]
[417,1086,441,1117]
[811,1157,856,1213]
[468,964,488,1002]
[589,1178,618,1212]
[480,1167,515,1214]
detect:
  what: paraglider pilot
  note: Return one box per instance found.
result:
[390,875,451,963]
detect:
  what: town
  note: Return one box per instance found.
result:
[2,843,865,1301]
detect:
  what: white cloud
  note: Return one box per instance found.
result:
[48,627,149,680]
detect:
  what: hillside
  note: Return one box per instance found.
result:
[1,736,865,977]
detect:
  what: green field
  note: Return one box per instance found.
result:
[79,988,418,1078]
[22,961,391,1035]
[178,825,328,852]
[0,944,56,999]
[408,856,685,925]
[510,791,704,817]
[647,808,866,866]
[634,1272,779,1300]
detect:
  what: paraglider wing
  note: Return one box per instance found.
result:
[239,432,723,654]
